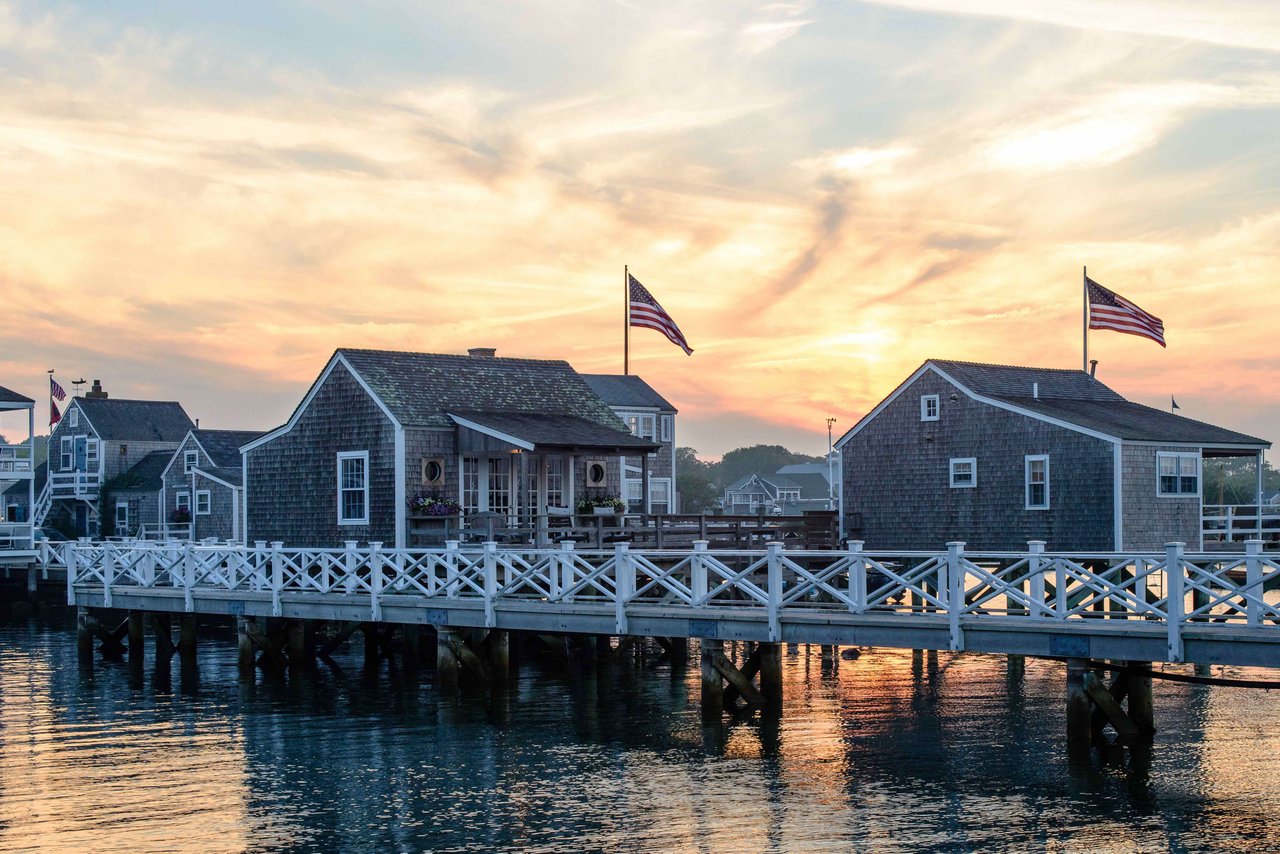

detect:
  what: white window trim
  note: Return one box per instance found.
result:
[337,450,370,526]
[184,450,199,475]
[949,457,977,489]
[175,491,191,511]
[920,394,940,422]
[195,490,212,516]
[1156,451,1200,498]
[115,500,129,531]
[69,408,78,428]
[660,415,672,442]
[60,437,72,470]
[1025,454,1050,510]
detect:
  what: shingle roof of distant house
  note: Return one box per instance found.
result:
[193,429,264,468]
[75,398,194,442]
[338,349,628,432]
[449,411,658,452]
[776,471,831,499]
[776,463,830,478]
[934,359,1267,447]
[115,450,172,493]
[580,374,677,412]
[0,385,33,405]
[931,359,1124,401]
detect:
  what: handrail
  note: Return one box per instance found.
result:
[43,537,1280,663]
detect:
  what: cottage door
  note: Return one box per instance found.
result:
[73,437,88,472]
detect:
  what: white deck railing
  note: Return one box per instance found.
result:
[1203,504,1280,544]
[40,539,1280,663]
[0,522,34,551]
[47,471,102,499]
[0,444,33,476]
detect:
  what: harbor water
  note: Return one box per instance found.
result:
[1,610,1278,852]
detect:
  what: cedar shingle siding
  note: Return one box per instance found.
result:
[246,363,396,546]
[1121,445,1199,550]
[842,371,1115,551]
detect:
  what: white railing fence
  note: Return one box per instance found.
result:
[43,538,1280,662]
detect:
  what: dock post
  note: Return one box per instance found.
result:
[179,614,198,669]
[362,624,380,672]
[437,626,460,693]
[287,620,307,669]
[700,639,724,721]
[76,606,93,668]
[487,630,510,683]
[26,563,37,600]
[1127,661,1155,736]
[127,612,145,663]
[1066,658,1091,755]
[401,625,420,673]
[237,617,255,673]
[760,642,783,713]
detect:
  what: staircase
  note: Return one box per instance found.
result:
[32,478,51,528]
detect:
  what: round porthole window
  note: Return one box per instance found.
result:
[422,458,444,484]
[587,462,606,485]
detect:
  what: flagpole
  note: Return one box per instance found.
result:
[1082,265,1088,373]
[624,265,630,376]
[47,369,54,433]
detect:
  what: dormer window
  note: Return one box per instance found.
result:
[183,450,198,475]
[69,409,79,428]
[920,394,940,422]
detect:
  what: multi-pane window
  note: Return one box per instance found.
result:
[625,414,640,436]
[545,457,566,509]
[184,450,199,474]
[1158,452,1199,496]
[60,437,71,471]
[115,501,129,533]
[85,439,99,472]
[337,451,369,525]
[487,457,511,517]
[949,457,977,488]
[1025,455,1049,510]
[195,490,211,516]
[640,415,656,440]
[176,492,191,512]
[461,457,480,514]
[625,480,644,512]
[650,479,671,514]
[661,415,673,442]
[921,395,940,422]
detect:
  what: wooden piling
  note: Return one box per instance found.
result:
[127,612,145,663]
[700,639,724,721]
[287,620,307,668]
[179,614,197,669]
[1066,658,1091,754]
[152,613,175,667]
[1127,661,1156,736]
[759,642,783,713]
[487,630,510,682]
[362,625,381,671]
[76,606,93,668]
[1007,654,1025,680]
[436,626,461,693]
[401,625,420,673]
[237,617,255,673]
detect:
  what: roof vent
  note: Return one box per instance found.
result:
[85,379,108,399]
[467,347,497,358]
[1032,382,1039,399]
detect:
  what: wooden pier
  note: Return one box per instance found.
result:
[21,537,1280,749]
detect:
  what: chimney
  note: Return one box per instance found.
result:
[467,347,497,358]
[85,379,108,399]
[1032,382,1039,399]
[1089,359,1098,378]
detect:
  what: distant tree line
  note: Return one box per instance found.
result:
[677,444,824,514]
[1203,457,1280,505]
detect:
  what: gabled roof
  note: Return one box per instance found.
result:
[339,349,628,432]
[929,360,1123,401]
[837,359,1270,450]
[195,465,243,488]
[114,450,172,493]
[775,471,831,500]
[192,429,263,468]
[73,397,194,442]
[580,374,677,412]
[0,385,33,405]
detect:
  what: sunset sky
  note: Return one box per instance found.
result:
[1,0,1277,458]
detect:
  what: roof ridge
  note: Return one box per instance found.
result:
[339,347,572,366]
[930,358,1088,375]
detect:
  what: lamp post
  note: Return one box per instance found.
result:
[826,417,837,509]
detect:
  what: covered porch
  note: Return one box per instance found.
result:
[1200,446,1274,548]
[0,385,36,559]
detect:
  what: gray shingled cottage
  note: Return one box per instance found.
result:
[161,429,264,542]
[581,374,678,514]
[835,360,1271,551]
[243,348,659,548]
[40,382,194,537]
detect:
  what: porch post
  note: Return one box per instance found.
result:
[1257,449,1265,541]
[567,454,576,515]
[642,452,650,516]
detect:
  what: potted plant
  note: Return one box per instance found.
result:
[576,495,626,518]
[408,493,462,517]
[170,507,191,525]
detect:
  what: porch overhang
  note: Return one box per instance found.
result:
[448,411,660,456]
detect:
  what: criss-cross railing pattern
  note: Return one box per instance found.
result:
[46,537,1280,662]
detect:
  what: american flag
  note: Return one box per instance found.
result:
[50,376,66,401]
[629,274,693,355]
[1087,277,1165,348]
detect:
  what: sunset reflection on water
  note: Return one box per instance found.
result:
[0,616,1277,852]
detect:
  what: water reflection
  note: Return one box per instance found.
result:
[0,613,1278,852]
